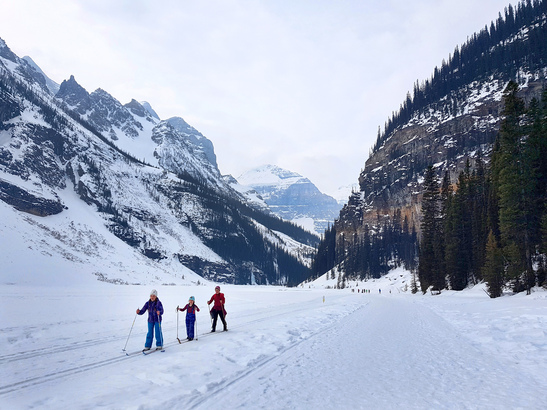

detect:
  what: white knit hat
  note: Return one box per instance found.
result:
[150,289,158,297]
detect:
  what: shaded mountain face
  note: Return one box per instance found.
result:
[166,116,218,170]
[0,38,316,286]
[237,165,341,234]
[141,101,160,120]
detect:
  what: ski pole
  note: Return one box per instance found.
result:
[221,301,227,331]
[207,303,213,327]
[122,312,137,355]
[195,310,198,341]
[176,305,181,344]
[158,313,164,350]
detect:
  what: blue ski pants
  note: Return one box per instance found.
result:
[186,315,196,339]
[145,321,163,348]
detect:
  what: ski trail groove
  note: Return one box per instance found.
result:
[0,294,325,364]
[180,302,368,409]
[0,294,353,397]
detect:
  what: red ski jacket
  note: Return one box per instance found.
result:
[208,293,225,311]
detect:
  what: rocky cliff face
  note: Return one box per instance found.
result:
[22,56,60,95]
[337,4,547,253]
[343,76,546,235]
[323,73,546,283]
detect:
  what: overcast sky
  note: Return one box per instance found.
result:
[0,0,512,198]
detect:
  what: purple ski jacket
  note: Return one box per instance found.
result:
[138,298,164,323]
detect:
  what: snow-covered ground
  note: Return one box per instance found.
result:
[2,273,546,409]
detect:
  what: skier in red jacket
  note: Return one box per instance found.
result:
[207,285,227,332]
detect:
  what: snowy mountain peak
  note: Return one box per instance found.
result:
[236,165,340,234]
[124,99,147,118]
[166,117,218,169]
[0,37,17,62]
[167,116,203,138]
[56,75,90,110]
[0,36,317,287]
[141,101,160,120]
[238,164,306,188]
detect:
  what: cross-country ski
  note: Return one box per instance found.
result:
[142,347,165,355]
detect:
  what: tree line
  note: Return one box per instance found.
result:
[418,82,547,297]
[311,212,418,282]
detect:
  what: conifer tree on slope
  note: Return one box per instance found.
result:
[540,212,547,287]
[533,89,547,288]
[483,230,505,298]
[470,152,489,284]
[492,81,533,293]
[418,165,444,293]
[445,170,471,290]
[524,96,546,289]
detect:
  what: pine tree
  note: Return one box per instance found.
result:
[418,166,444,293]
[537,90,547,288]
[445,170,471,290]
[493,81,532,293]
[543,211,547,258]
[471,152,489,283]
[411,270,419,294]
[540,211,547,287]
[483,230,505,298]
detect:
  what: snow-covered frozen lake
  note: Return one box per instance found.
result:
[2,280,546,409]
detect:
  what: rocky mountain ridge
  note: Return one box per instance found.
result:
[0,38,316,286]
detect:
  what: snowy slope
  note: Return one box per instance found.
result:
[0,175,214,287]
[238,164,304,188]
[223,174,270,211]
[0,37,315,286]
[1,280,545,409]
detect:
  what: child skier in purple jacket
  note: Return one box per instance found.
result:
[137,289,164,350]
[178,296,200,340]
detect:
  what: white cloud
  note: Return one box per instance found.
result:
[0,0,511,196]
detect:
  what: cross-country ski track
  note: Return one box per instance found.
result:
[2,284,546,409]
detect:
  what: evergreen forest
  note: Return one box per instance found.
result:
[418,82,547,297]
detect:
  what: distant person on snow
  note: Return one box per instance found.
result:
[178,296,200,340]
[137,289,164,350]
[207,286,227,332]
